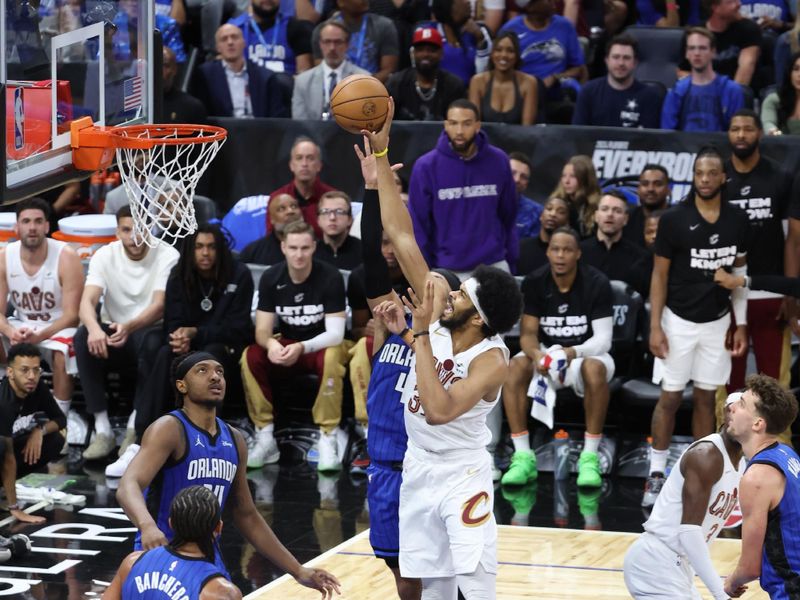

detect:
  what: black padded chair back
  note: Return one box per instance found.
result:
[624,26,685,89]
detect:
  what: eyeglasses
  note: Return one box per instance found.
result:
[320,39,348,46]
[318,208,351,217]
[15,366,42,376]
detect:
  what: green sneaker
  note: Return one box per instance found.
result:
[577,487,602,529]
[502,482,538,514]
[501,450,538,486]
[576,451,602,488]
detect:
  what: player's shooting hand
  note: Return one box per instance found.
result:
[354,136,403,189]
[140,523,169,550]
[294,566,341,598]
[107,322,130,347]
[648,326,669,359]
[360,97,394,155]
[713,268,743,290]
[87,326,109,359]
[372,300,406,334]
[402,281,434,333]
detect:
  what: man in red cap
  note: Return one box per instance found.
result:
[386,25,466,122]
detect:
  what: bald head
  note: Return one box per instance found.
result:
[215,24,245,65]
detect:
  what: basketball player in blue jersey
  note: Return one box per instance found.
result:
[724,374,800,598]
[104,485,242,599]
[117,351,340,597]
[363,101,523,599]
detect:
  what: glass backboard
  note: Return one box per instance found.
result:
[2,0,155,203]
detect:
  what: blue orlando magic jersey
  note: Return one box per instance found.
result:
[367,330,413,463]
[136,411,239,549]
[749,442,800,599]
[122,546,223,599]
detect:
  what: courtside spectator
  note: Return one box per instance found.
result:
[0,198,84,418]
[106,225,255,478]
[192,24,290,118]
[240,194,303,265]
[408,99,518,276]
[623,164,672,247]
[310,0,399,82]
[75,206,180,461]
[314,191,363,271]
[761,51,800,134]
[644,210,665,250]
[387,25,466,122]
[421,0,493,86]
[499,0,587,117]
[163,47,207,124]
[228,0,314,74]
[469,31,538,125]
[572,34,662,129]
[644,146,749,507]
[550,154,602,238]
[724,110,793,441]
[292,21,369,120]
[268,137,335,238]
[509,152,543,238]
[0,344,66,522]
[580,191,652,296]
[518,196,571,275]
[662,27,745,132]
[242,221,351,471]
[502,227,614,490]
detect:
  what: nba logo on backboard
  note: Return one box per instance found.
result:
[13,87,24,151]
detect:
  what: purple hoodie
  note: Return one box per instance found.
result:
[408,130,518,272]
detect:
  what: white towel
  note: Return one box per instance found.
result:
[528,346,569,429]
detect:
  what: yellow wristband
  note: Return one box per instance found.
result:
[373,147,389,158]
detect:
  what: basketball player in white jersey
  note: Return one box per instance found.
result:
[0,198,85,416]
[623,392,748,600]
[363,101,524,599]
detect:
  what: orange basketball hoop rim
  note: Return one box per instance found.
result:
[70,116,228,171]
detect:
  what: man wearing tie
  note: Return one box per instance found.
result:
[292,20,369,120]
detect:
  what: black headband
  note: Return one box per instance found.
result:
[174,352,218,383]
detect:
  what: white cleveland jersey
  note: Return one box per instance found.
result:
[5,239,67,326]
[402,320,510,453]
[644,433,744,553]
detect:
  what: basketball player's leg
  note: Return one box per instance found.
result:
[419,577,458,600]
[500,353,537,486]
[624,534,703,600]
[692,313,733,440]
[49,351,73,410]
[347,337,371,429]
[310,342,350,434]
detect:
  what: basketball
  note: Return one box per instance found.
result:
[330,75,390,135]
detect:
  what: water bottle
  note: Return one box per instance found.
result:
[554,429,570,481]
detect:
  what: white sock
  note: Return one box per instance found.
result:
[126,410,137,430]
[54,398,71,416]
[362,425,368,440]
[94,411,112,437]
[650,448,669,476]
[511,431,531,454]
[583,433,602,454]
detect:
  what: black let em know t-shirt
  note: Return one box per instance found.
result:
[655,199,750,323]
[522,264,613,348]
[725,156,792,277]
[0,378,66,437]
[257,260,346,341]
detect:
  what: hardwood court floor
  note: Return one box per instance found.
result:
[246,525,767,600]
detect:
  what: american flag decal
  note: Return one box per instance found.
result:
[123,76,142,111]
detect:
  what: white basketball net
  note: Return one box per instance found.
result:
[114,127,226,248]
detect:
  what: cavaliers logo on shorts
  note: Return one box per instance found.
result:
[461,491,491,527]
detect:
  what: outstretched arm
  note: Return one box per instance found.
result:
[362,99,430,297]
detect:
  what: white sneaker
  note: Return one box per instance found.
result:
[247,431,280,469]
[105,444,140,478]
[317,430,342,472]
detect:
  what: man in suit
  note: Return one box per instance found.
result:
[292,20,368,120]
[192,24,290,118]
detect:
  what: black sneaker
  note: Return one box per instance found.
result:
[641,472,665,508]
